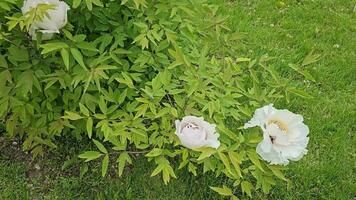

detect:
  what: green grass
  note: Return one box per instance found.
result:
[1,0,355,199]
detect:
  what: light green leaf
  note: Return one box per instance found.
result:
[241,181,253,197]
[99,96,107,114]
[60,48,70,70]
[117,152,131,177]
[247,150,265,172]
[210,185,233,196]
[40,42,68,54]
[218,151,232,175]
[93,139,107,154]
[73,0,82,8]
[78,151,102,162]
[228,150,242,177]
[268,165,287,181]
[145,148,163,157]
[70,48,86,69]
[79,103,90,117]
[101,154,109,177]
[197,147,216,161]
[86,117,93,139]
[62,111,83,120]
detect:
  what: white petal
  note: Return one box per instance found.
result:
[175,116,220,149]
[288,123,309,140]
[244,104,276,129]
[208,139,220,149]
[257,143,288,165]
[259,133,273,153]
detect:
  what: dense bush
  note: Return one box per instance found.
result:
[0,0,315,198]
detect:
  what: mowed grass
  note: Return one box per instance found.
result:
[0,0,355,199]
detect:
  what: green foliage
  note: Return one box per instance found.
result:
[0,0,313,198]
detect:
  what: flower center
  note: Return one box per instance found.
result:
[269,135,276,144]
[185,122,199,130]
[182,122,208,140]
[268,119,288,132]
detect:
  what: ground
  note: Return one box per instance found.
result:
[0,0,355,199]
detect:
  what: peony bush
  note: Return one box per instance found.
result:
[0,0,315,198]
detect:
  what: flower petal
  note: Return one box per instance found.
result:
[244,104,276,129]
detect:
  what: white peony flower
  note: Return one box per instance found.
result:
[175,116,220,149]
[21,0,70,40]
[244,104,309,165]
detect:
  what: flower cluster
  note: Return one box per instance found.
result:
[176,104,309,165]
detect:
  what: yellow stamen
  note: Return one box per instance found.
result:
[268,119,288,132]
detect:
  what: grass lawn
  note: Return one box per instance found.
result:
[1,0,355,199]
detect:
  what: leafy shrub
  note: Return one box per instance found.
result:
[0,0,314,198]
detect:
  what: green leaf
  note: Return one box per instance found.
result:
[60,48,70,70]
[93,139,108,154]
[99,96,107,114]
[78,151,102,162]
[117,152,131,177]
[76,42,98,52]
[40,42,68,54]
[188,162,197,176]
[210,185,233,196]
[218,152,232,175]
[197,147,216,161]
[135,103,148,119]
[241,181,253,197]
[72,0,82,8]
[247,150,265,172]
[86,117,93,139]
[70,48,86,69]
[145,148,163,157]
[62,111,83,120]
[268,165,287,181]
[91,0,103,7]
[79,103,90,116]
[101,154,109,177]
[151,164,164,177]
[228,150,242,177]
